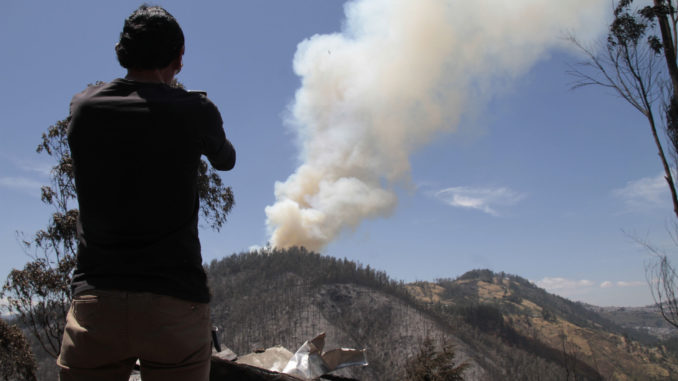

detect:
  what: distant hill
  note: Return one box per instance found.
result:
[584,304,678,342]
[206,249,678,380]
[407,269,678,380]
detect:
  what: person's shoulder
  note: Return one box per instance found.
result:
[158,85,205,106]
[70,81,111,114]
[72,81,108,99]
[171,88,221,119]
[178,88,215,106]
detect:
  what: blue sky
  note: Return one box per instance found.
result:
[1,0,675,307]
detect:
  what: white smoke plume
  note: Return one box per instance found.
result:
[265,0,608,251]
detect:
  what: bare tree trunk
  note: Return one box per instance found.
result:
[656,1,678,90]
[654,0,678,218]
[646,110,678,218]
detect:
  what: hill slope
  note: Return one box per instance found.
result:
[206,249,678,380]
[408,269,678,380]
[585,304,678,342]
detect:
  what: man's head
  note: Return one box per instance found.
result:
[116,5,184,71]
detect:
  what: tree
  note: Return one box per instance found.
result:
[2,117,78,358]
[404,336,467,381]
[0,318,36,381]
[570,0,678,330]
[570,0,678,216]
[1,83,235,359]
[644,243,678,329]
[558,330,581,381]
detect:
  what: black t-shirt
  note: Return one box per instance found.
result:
[67,78,235,303]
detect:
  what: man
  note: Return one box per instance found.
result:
[57,5,235,381]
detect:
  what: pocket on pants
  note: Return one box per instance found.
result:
[72,294,100,328]
[151,294,209,323]
[136,295,211,363]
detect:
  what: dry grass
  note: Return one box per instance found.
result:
[408,278,678,380]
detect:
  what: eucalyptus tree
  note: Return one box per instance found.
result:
[570,0,678,328]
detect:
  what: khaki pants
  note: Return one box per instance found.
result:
[57,290,211,381]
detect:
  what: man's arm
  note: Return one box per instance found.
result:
[200,98,236,171]
[207,138,236,171]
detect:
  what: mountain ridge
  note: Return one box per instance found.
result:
[206,248,678,380]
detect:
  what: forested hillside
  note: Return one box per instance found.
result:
[409,270,678,380]
[207,247,474,380]
[586,304,678,342]
[206,248,678,380]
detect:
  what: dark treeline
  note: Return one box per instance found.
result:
[208,246,410,298]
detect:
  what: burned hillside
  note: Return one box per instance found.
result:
[206,248,674,380]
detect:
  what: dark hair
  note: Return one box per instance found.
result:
[115,5,184,70]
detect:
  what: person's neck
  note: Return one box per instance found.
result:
[125,68,172,84]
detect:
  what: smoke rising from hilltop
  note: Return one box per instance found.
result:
[265,0,607,251]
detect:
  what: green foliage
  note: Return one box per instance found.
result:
[457,269,494,283]
[459,304,505,333]
[609,0,677,53]
[505,293,523,305]
[0,318,36,381]
[436,279,477,304]
[405,336,467,381]
[2,117,76,358]
[609,1,651,48]
[662,336,678,356]
[541,307,557,323]
[197,160,235,231]
[208,246,410,302]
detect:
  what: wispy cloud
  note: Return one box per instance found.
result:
[613,173,671,212]
[1,153,52,177]
[15,159,52,177]
[537,277,646,291]
[433,186,525,216]
[0,154,51,197]
[614,280,645,288]
[0,176,43,193]
[535,277,595,293]
[533,276,651,306]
